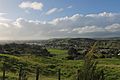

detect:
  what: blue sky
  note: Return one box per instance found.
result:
[0,0,120,20]
[0,0,120,40]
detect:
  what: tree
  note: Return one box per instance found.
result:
[68,47,78,56]
[67,47,81,60]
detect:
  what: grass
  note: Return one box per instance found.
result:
[48,48,68,59]
[0,48,120,80]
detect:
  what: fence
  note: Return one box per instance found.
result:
[1,62,105,80]
[0,63,82,80]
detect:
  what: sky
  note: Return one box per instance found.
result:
[0,0,120,40]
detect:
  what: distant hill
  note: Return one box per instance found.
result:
[0,37,120,45]
[94,37,120,40]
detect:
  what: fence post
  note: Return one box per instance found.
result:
[101,70,104,80]
[58,69,61,80]
[18,66,22,80]
[77,70,80,80]
[36,67,40,80]
[23,71,27,80]
[2,63,6,80]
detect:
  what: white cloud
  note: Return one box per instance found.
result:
[67,5,72,8]
[46,8,57,15]
[19,1,43,10]
[72,26,104,33]
[0,17,11,22]
[0,13,7,16]
[86,12,117,17]
[0,12,120,40]
[59,29,68,32]
[58,8,64,12]
[0,13,11,22]
[49,14,82,25]
[0,23,9,28]
[105,23,120,32]
[46,8,64,15]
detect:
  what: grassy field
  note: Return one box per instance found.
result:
[0,48,120,80]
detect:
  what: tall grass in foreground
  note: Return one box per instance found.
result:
[78,41,105,80]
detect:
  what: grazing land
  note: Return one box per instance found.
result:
[0,38,120,80]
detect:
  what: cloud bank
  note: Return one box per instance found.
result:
[0,12,120,40]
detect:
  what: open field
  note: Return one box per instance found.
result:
[0,48,120,80]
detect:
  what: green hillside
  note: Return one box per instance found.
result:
[0,38,120,80]
[0,48,120,80]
